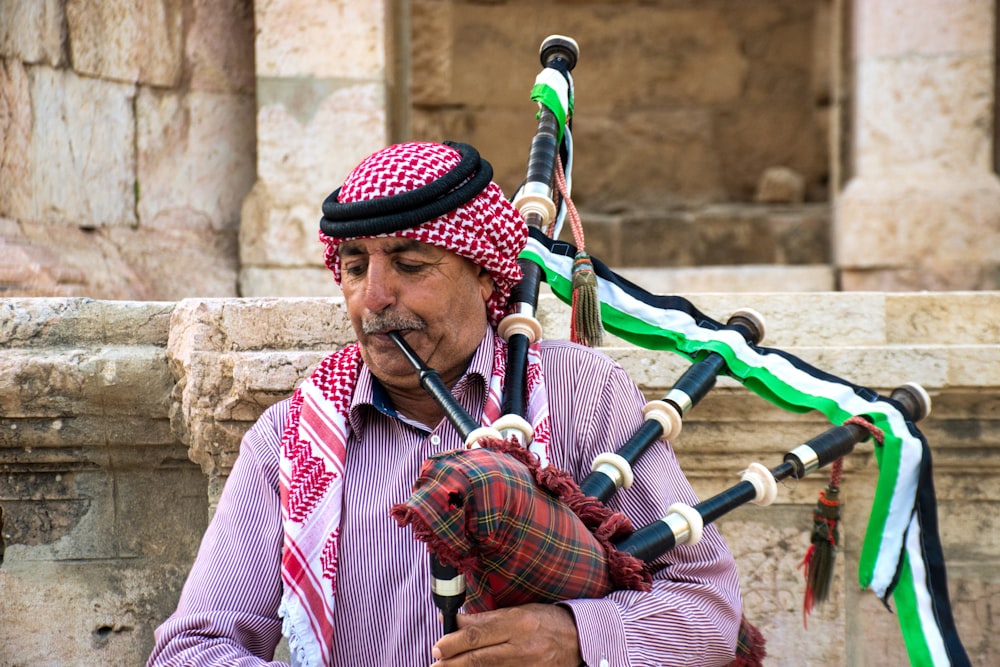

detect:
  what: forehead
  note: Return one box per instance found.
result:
[338,236,443,258]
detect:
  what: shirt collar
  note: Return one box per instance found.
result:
[349,327,496,431]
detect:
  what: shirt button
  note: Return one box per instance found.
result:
[430,434,441,446]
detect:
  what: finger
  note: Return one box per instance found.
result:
[433,610,512,660]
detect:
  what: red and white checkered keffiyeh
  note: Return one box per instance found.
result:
[319,142,527,325]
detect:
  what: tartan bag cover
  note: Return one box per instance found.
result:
[391,437,652,612]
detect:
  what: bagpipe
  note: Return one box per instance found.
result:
[391,36,971,667]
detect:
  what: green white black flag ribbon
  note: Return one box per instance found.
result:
[520,230,969,667]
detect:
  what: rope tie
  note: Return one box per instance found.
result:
[554,157,602,347]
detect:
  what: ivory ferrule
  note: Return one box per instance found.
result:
[663,502,704,547]
[641,400,683,441]
[591,452,634,490]
[741,462,778,506]
[497,313,543,344]
[492,414,534,445]
[513,183,557,227]
[465,426,504,449]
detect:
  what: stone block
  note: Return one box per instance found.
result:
[0,298,171,348]
[885,293,1000,345]
[239,266,344,298]
[613,265,835,295]
[0,59,34,221]
[215,297,355,350]
[836,177,1000,275]
[0,222,226,300]
[104,225,240,300]
[167,298,357,480]
[255,79,388,207]
[136,88,257,233]
[449,5,748,110]
[255,0,386,78]
[856,0,993,58]
[239,182,329,268]
[755,166,806,204]
[855,58,993,175]
[66,0,183,86]
[28,67,137,227]
[187,0,255,94]
[0,346,172,418]
[410,0,453,105]
[0,0,65,65]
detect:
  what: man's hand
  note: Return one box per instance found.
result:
[431,603,582,666]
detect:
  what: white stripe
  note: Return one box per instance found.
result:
[534,67,570,117]
[905,515,951,666]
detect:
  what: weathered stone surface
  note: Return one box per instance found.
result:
[239,266,344,298]
[0,59,35,221]
[0,298,171,348]
[613,265,835,294]
[65,0,183,86]
[410,0,453,105]
[412,0,827,208]
[254,0,386,78]
[187,0,255,94]
[0,298,202,667]
[28,67,137,227]
[855,0,993,58]
[166,297,355,478]
[239,182,330,267]
[136,88,257,233]
[755,166,806,203]
[255,79,388,207]
[0,0,65,66]
[854,58,993,177]
[836,177,1000,289]
[0,221,239,300]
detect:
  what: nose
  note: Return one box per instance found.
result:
[361,256,397,314]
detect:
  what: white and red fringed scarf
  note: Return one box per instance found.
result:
[278,337,550,666]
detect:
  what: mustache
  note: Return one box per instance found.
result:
[361,311,427,335]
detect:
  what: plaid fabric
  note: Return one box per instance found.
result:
[392,443,649,613]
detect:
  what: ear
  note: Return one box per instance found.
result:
[477,266,495,303]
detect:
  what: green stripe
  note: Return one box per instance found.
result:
[893,556,938,666]
[531,83,568,143]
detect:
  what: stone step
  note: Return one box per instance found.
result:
[564,203,830,268]
[612,264,836,293]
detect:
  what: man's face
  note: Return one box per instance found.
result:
[339,237,495,391]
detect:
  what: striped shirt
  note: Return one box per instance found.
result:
[149,329,742,666]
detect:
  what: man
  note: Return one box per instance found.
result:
[149,141,742,666]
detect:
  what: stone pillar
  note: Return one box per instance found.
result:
[835,0,1000,290]
[239,0,394,297]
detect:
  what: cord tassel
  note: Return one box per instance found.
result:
[571,252,603,347]
[800,461,842,627]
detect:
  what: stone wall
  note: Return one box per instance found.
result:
[5,1,999,300]
[410,0,832,209]
[2,293,998,666]
[0,0,256,299]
